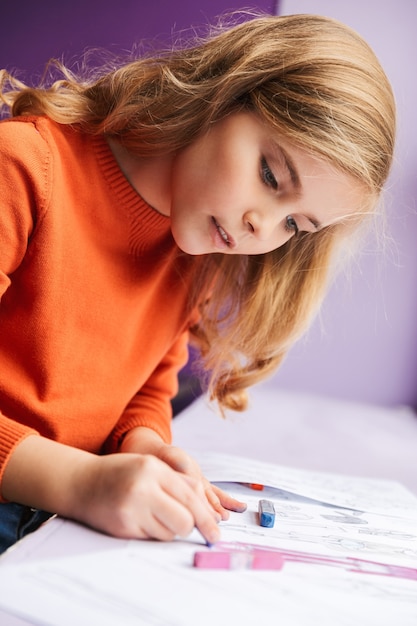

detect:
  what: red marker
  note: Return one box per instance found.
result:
[241,483,264,491]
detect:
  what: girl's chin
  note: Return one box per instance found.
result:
[172,235,207,256]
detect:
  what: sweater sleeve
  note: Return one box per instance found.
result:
[0,118,50,495]
[0,414,39,500]
[104,329,191,450]
[0,117,50,285]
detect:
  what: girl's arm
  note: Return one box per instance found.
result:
[1,435,221,544]
[120,426,247,518]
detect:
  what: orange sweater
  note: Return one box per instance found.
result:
[0,116,201,491]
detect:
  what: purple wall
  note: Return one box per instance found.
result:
[274,0,417,409]
[0,1,274,83]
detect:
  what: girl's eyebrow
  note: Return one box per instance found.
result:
[279,146,301,192]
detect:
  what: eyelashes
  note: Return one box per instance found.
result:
[260,156,278,191]
[285,215,299,235]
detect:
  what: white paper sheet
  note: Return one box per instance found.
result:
[195,451,417,517]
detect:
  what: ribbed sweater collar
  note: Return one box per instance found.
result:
[93,134,173,256]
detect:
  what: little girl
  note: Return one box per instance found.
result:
[0,14,395,552]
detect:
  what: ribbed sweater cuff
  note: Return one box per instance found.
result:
[0,415,39,501]
[108,417,172,453]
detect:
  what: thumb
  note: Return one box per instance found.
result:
[158,446,195,475]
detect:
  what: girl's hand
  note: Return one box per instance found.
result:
[77,452,222,544]
[1,435,221,545]
[155,445,247,520]
[120,427,247,522]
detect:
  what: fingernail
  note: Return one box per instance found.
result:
[206,529,220,546]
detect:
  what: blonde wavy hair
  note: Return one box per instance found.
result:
[0,14,396,413]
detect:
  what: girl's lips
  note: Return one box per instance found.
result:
[211,217,237,249]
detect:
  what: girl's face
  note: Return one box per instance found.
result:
[169,112,363,256]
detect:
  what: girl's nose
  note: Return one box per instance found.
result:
[243,208,277,242]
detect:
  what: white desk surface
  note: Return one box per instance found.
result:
[173,384,417,496]
[1,384,416,625]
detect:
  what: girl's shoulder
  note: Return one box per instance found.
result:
[0,115,84,156]
[0,115,58,162]
[1,114,50,137]
[0,115,93,185]
[0,116,79,222]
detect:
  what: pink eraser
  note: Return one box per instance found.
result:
[251,550,284,570]
[194,551,233,569]
[193,550,284,570]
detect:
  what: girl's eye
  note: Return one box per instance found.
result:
[285,215,299,235]
[260,157,278,190]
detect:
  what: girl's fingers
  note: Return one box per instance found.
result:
[115,447,246,543]
[133,466,220,544]
[158,447,247,523]
[145,492,195,541]
[163,473,221,544]
[211,483,247,513]
[139,515,177,542]
[204,482,229,520]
